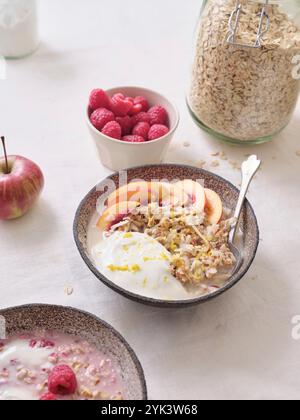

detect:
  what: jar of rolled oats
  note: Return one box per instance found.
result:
[188,0,300,144]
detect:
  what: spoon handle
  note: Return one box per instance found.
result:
[229,155,261,243]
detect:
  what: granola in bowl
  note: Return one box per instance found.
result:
[115,203,236,293]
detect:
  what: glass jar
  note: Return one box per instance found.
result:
[187,0,300,144]
[0,0,39,59]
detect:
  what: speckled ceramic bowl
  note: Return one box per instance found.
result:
[0,304,147,400]
[74,164,259,308]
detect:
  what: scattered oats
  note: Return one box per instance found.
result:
[195,160,206,168]
[183,141,191,148]
[211,160,220,168]
[188,0,300,142]
[229,161,240,170]
[211,151,220,157]
[220,151,228,161]
[64,285,74,296]
[295,150,300,157]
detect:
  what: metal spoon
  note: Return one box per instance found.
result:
[229,155,261,275]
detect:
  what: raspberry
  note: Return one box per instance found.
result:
[126,97,135,104]
[131,112,150,127]
[148,124,169,140]
[89,89,110,111]
[129,104,143,116]
[48,365,77,396]
[116,116,133,136]
[90,108,115,131]
[134,96,149,112]
[109,93,133,117]
[102,121,122,140]
[29,339,37,348]
[132,122,150,140]
[122,135,145,143]
[40,392,57,401]
[39,339,55,349]
[148,105,168,126]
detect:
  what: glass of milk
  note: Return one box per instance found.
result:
[0,0,39,58]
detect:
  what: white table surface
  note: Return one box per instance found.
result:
[1,0,300,401]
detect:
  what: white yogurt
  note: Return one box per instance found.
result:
[0,339,52,370]
[0,386,35,400]
[0,0,39,58]
[91,232,192,301]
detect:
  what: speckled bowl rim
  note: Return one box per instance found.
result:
[0,304,148,400]
[73,163,260,308]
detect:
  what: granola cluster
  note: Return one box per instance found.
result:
[112,203,236,287]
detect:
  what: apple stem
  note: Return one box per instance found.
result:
[1,136,9,174]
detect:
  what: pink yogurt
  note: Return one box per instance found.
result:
[0,331,124,400]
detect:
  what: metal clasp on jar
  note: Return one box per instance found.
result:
[227,0,270,48]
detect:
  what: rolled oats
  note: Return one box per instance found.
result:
[189,0,300,141]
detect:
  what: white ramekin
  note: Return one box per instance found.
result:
[86,86,180,171]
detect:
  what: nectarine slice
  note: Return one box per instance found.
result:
[106,182,151,207]
[204,189,223,225]
[106,181,181,207]
[160,183,189,207]
[97,201,140,231]
[176,180,206,210]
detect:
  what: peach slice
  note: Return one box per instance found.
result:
[204,189,223,224]
[106,181,181,208]
[97,201,140,231]
[176,180,206,210]
[106,182,151,208]
[161,183,190,207]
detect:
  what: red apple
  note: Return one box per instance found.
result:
[0,155,44,220]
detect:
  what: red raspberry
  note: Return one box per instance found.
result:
[39,339,55,349]
[48,365,77,396]
[131,112,150,127]
[126,97,135,104]
[148,124,169,140]
[134,96,149,112]
[102,121,122,140]
[148,105,168,126]
[40,392,57,401]
[116,116,133,136]
[109,93,133,117]
[90,108,115,131]
[132,122,150,140]
[122,135,145,143]
[29,339,37,348]
[129,104,143,116]
[89,89,110,111]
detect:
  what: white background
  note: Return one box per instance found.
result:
[0,0,300,400]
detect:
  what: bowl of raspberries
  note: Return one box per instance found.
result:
[87,87,179,171]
